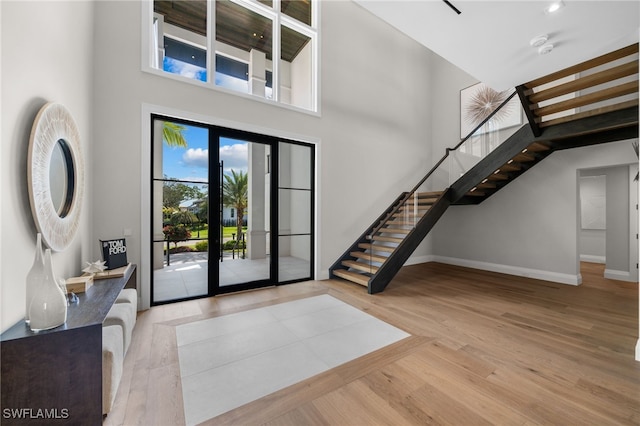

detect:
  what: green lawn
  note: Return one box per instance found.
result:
[179,226,247,243]
[222,226,247,239]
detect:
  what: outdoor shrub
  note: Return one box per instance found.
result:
[194,241,208,252]
[223,240,246,250]
[169,246,193,254]
[163,224,191,247]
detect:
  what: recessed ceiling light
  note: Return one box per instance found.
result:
[545,1,564,14]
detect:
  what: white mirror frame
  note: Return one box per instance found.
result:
[28,102,84,252]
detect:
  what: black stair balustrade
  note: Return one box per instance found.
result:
[330,90,522,293]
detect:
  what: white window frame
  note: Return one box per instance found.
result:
[141,0,319,114]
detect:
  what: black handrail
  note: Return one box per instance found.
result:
[368,90,518,238]
[412,90,518,194]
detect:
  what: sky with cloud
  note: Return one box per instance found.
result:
[163,125,248,185]
[164,57,207,82]
[160,56,264,188]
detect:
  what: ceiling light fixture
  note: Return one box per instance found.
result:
[530,34,548,47]
[538,43,554,55]
[545,1,564,14]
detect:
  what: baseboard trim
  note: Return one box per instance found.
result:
[429,255,582,286]
[405,254,436,266]
[580,255,606,264]
[636,339,640,362]
[604,268,635,282]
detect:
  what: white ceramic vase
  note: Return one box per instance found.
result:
[28,249,67,332]
[25,233,44,324]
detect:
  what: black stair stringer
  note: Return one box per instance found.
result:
[541,105,638,150]
[543,106,638,151]
[449,124,536,202]
[368,189,452,294]
[450,105,639,204]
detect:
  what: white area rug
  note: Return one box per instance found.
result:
[176,294,410,425]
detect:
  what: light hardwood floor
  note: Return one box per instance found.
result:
[104,262,640,425]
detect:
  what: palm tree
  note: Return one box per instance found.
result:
[163,121,187,147]
[171,210,198,227]
[223,170,248,241]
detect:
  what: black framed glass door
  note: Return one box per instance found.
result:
[215,132,274,293]
[150,115,314,305]
[151,118,211,303]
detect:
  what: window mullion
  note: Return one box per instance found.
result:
[207,0,215,86]
[272,0,281,103]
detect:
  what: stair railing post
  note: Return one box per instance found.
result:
[414,192,418,228]
[516,84,542,137]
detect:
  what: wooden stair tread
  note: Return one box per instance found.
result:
[466,189,486,197]
[358,243,396,253]
[497,163,521,172]
[397,206,431,213]
[332,269,369,287]
[372,235,403,243]
[350,251,388,263]
[378,227,411,234]
[487,173,509,181]
[410,201,438,207]
[416,191,443,198]
[342,260,379,273]
[524,142,550,152]
[411,198,438,204]
[476,182,497,189]
[392,212,425,218]
[512,153,535,162]
[386,220,417,226]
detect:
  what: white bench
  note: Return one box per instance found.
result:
[102,288,137,415]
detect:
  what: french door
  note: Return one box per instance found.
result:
[150,116,314,305]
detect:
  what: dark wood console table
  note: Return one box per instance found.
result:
[1,264,137,425]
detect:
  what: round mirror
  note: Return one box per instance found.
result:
[28,103,84,252]
[49,139,75,218]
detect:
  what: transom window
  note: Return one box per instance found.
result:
[146,0,317,112]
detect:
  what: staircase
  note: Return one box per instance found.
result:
[331,190,450,291]
[330,43,639,294]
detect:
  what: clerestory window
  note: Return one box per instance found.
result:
[146,0,317,112]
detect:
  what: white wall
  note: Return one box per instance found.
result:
[605,165,631,278]
[580,228,606,263]
[579,173,606,263]
[1,1,95,332]
[290,40,313,110]
[92,0,434,308]
[0,1,4,332]
[579,166,633,275]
